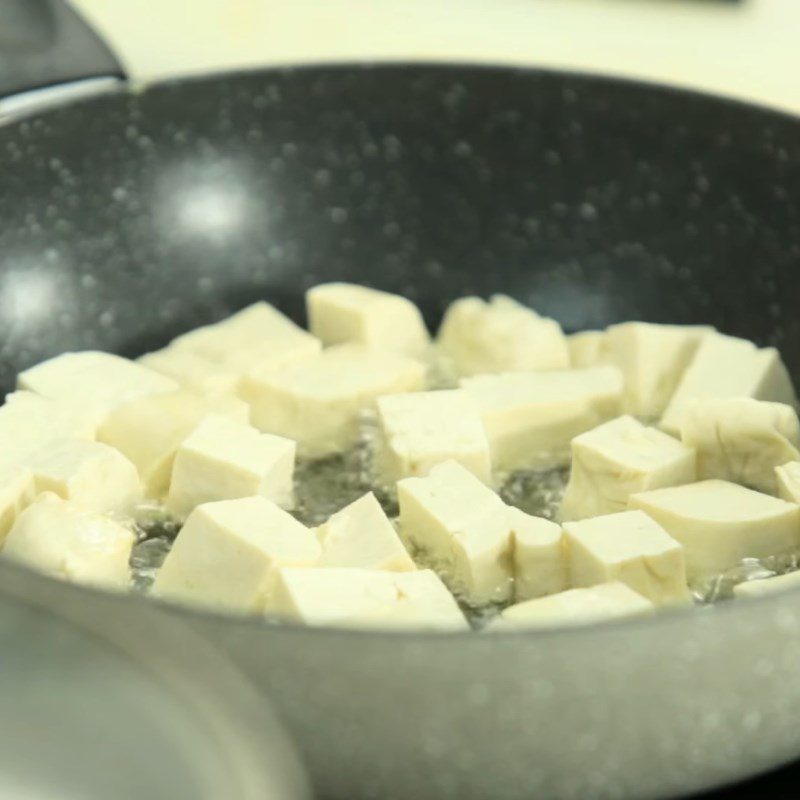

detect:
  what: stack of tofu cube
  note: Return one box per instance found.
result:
[2,280,800,631]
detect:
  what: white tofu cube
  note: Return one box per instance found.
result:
[307,282,430,356]
[2,493,134,589]
[27,439,142,515]
[629,480,800,582]
[373,390,491,484]
[461,366,624,471]
[775,461,800,504]
[98,390,250,498]
[680,398,800,495]
[268,567,467,630]
[489,582,654,630]
[508,507,566,602]
[660,333,797,436]
[166,415,296,520]
[138,346,241,396]
[733,570,800,599]
[560,415,696,521]
[241,344,425,457]
[0,467,35,545]
[153,496,320,612]
[564,510,691,606]
[606,322,712,418]
[170,302,321,374]
[17,351,178,418]
[4,390,101,440]
[568,331,611,368]
[397,460,513,606]
[437,294,570,377]
[0,391,102,473]
[316,493,415,571]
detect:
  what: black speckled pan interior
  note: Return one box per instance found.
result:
[0,65,798,387]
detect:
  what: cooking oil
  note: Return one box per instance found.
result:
[126,428,800,623]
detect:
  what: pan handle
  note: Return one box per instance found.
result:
[0,0,125,111]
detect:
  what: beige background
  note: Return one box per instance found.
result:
[72,0,800,114]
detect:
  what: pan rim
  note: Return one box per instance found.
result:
[1,59,799,130]
[0,550,788,644]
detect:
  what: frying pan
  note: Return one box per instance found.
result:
[0,557,310,800]
[2,2,800,799]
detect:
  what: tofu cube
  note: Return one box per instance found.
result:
[0,467,36,545]
[564,510,691,606]
[307,282,430,356]
[489,582,655,630]
[560,415,696,521]
[508,507,567,602]
[170,302,321,374]
[0,391,101,472]
[775,461,800,504]
[98,390,250,498]
[153,496,320,612]
[680,398,800,495]
[138,347,241,396]
[733,570,800,599]
[373,390,491,484]
[316,493,415,571]
[660,333,797,436]
[0,392,93,475]
[241,344,425,457]
[629,480,800,582]
[461,366,624,471]
[268,567,468,630]
[4,390,101,441]
[397,460,513,606]
[2,493,134,588]
[17,351,178,418]
[568,330,611,368]
[166,415,296,520]
[27,439,142,515]
[606,322,712,418]
[437,294,570,377]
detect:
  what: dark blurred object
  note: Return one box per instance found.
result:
[0,0,123,97]
[699,766,797,798]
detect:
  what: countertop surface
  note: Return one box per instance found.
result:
[72,0,800,114]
